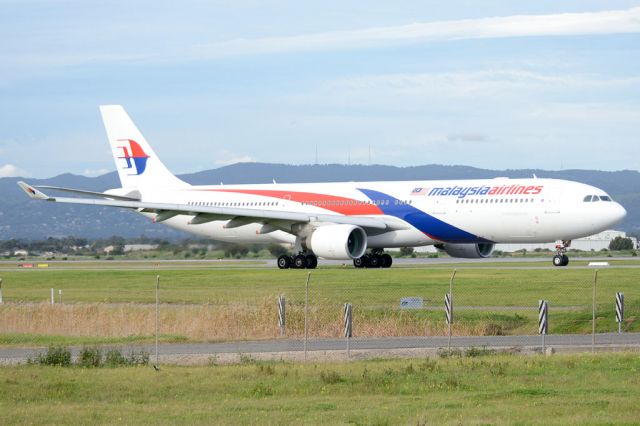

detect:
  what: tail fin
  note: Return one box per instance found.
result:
[100,105,188,189]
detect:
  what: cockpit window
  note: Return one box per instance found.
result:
[592,195,600,202]
[583,195,592,202]
[600,195,612,202]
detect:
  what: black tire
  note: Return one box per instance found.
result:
[353,257,365,268]
[381,253,393,268]
[306,254,318,269]
[293,254,307,269]
[552,255,564,267]
[368,255,380,268]
[561,254,569,266]
[277,255,291,269]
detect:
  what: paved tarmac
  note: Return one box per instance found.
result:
[2,333,638,362]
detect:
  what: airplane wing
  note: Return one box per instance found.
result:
[17,181,390,231]
[33,185,141,201]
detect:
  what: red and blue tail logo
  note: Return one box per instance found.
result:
[117,139,150,175]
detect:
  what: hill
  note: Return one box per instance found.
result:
[1,164,638,240]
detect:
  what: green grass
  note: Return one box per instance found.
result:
[1,265,639,306]
[0,333,187,347]
[0,353,638,424]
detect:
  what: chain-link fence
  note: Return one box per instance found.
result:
[0,261,638,363]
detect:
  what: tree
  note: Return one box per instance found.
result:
[609,236,634,251]
[399,247,414,257]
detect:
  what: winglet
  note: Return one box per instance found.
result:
[17,181,51,200]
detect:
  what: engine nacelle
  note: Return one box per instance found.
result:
[435,243,495,258]
[308,225,367,260]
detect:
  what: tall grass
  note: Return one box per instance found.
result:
[0,300,533,343]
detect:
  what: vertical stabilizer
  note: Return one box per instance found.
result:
[100,105,188,189]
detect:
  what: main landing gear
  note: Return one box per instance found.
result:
[277,253,318,269]
[353,250,393,269]
[552,240,571,267]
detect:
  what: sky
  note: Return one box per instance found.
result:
[1,0,639,178]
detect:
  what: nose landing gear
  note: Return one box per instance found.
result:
[552,240,571,267]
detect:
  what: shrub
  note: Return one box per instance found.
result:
[78,346,102,368]
[104,349,129,367]
[128,350,150,366]
[32,346,72,366]
[319,370,343,384]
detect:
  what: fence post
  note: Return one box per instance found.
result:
[278,295,286,337]
[50,288,54,305]
[538,300,548,352]
[446,269,456,351]
[304,272,310,361]
[343,303,353,358]
[154,275,160,371]
[0,278,3,304]
[445,293,453,351]
[615,292,624,334]
[592,270,598,353]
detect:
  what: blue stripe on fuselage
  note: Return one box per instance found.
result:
[357,188,493,244]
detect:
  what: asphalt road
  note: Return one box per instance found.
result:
[2,333,638,362]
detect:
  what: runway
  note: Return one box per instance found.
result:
[1,256,639,271]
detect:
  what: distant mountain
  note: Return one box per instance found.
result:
[1,163,638,240]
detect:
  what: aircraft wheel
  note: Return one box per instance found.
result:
[561,254,569,266]
[277,255,291,269]
[293,254,307,269]
[353,257,366,268]
[381,253,393,268]
[306,254,318,269]
[552,255,564,267]
[368,255,380,268]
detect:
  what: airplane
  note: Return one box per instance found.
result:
[18,105,627,269]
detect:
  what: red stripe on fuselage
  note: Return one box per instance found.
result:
[195,189,384,216]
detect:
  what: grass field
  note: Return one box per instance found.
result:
[0,262,638,345]
[0,352,638,424]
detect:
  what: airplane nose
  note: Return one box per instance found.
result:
[613,203,627,223]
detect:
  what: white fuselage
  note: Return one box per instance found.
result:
[138,177,627,248]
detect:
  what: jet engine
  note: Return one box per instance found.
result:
[307,225,367,260]
[435,243,495,258]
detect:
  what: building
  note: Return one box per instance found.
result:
[124,244,159,252]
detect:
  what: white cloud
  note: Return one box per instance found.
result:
[0,164,29,177]
[82,168,110,177]
[325,70,640,98]
[214,151,255,166]
[193,7,640,58]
